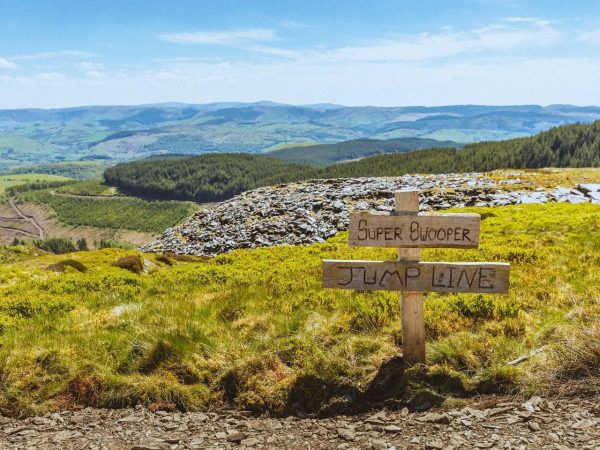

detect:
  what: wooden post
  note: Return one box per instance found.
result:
[322,189,510,364]
[395,190,426,365]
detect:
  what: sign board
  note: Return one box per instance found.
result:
[321,189,511,365]
[323,260,510,293]
[348,211,480,248]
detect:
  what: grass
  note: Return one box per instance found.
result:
[14,188,198,233]
[0,174,72,195]
[53,179,116,196]
[0,202,598,416]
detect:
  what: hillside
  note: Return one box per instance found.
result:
[7,161,111,179]
[266,137,462,166]
[2,102,600,173]
[325,120,600,178]
[103,121,600,203]
[0,200,598,420]
[103,153,318,202]
[0,178,198,247]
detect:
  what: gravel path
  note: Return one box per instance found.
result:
[1,396,598,449]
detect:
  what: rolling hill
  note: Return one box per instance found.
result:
[266,137,462,165]
[2,102,600,174]
[103,120,600,203]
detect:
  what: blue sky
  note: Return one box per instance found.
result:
[1,0,600,108]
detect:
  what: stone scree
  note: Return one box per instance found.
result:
[141,174,600,257]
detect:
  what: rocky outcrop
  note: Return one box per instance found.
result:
[141,174,600,256]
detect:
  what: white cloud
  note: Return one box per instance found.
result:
[37,72,67,82]
[317,18,561,62]
[245,45,300,58]
[4,54,600,109]
[14,50,96,61]
[86,70,105,79]
[159,28,276,45]
[76,61,104,71]
[278,20,310,29]
[0,57,16,69]
[4,18,600,108]
[578,29,600,45]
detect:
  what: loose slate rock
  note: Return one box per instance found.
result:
[142,172,600,257]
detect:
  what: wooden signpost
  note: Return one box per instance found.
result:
[322,190,510,365]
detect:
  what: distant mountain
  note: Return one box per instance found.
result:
[266,137,462,166]
[103,120,600,203]
[2,102,600,172]
[323,120,600,178]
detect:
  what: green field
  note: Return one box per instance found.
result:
[0,202,598,416]
[8,162,111,180]
[0,174,72,195]
[53,179,116,196]
[15,187,197,233]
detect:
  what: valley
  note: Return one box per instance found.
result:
[0,177,198,247]
[2,103,600,173]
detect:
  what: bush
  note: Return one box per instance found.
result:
[33,238,77,254]
[76,239,88,251]
[155,254,174,266]
[95,239,135,250]
[113,255,144,274]
[47,259,88,273]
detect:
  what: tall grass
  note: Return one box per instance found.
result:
[0,202,598,415]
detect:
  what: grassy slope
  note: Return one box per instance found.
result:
[0,202,598,416]
[266,138,461,166]
[14,187,197,233]
[0,174,71,195]
[7,162,110,180]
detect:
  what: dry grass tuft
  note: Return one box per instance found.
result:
[113,255,144,274]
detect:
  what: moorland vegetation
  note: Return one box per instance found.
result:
[0,202,598,416]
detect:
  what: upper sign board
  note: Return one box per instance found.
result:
[348,211,481,248]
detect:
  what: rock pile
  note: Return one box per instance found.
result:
[141,174,600,256]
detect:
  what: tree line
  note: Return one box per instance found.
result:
[103,153,318,203]
[103,120,600,203]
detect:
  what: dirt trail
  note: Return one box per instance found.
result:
[0,396,598,449]
[6,199,44,238]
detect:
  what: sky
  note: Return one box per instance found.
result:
[1,0,600,108]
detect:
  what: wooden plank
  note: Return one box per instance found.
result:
[348,211,481,248]
[395,190,425,365]
[322,260,510,294]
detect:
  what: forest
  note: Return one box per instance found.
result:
[104,120,600,202]
[103,153,317,202]
[267,137,461,166]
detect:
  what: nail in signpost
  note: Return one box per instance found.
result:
[322,190,510,365]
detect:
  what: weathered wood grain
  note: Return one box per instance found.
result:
[395,190,425,364]
[348,211,481,248]
[322,260,510,294]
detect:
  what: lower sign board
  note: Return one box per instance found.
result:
[322,260,510,294]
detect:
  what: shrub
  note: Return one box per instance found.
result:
[47,259,88,273]
[33,238,77,254]
[76,238,89,251]
[113,255,144,274]
[155,254,174,266]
